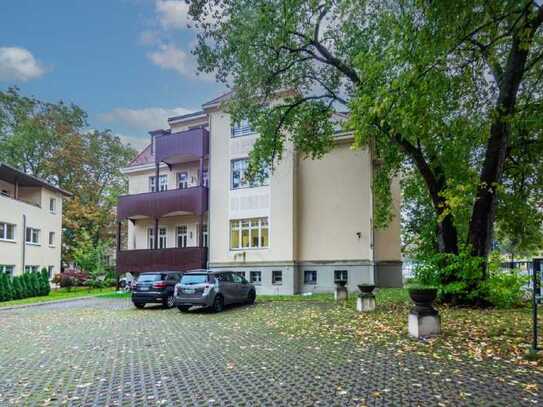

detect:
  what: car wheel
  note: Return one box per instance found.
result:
[177,305,191,312]
[247,290,256,305]
[163,294,175,309]
[133,302,145,309]
[212,295,224,313]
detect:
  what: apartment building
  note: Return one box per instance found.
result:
[0,163,70,279]
[117,93,402,294]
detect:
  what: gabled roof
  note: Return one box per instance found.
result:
[127,143,154,167]
[202,90,234,108]
[0,163,72,197]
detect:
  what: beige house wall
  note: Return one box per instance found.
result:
[0,187,64,278]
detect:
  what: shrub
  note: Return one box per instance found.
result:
[12,276,23,299]
[481,268,529,308]
[40,268,51,296]
[0,273,8,301]
[52,270,89,288]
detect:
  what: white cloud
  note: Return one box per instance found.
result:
[155,0,190,30]
[115,133,150,151]
[147,43,215,81]
[98,106,195,131]
[0,47,46,82]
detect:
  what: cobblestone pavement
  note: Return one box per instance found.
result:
[0,297,542,406]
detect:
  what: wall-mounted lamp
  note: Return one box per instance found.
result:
[356,232,362,239]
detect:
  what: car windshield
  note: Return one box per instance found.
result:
[181,274,208,285]
[137,274,162,283]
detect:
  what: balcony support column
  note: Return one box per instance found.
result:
[155,161,160,192]
[154,218,159,250]
[199,157,204,187]
[199,214,204,248]
[117,221,121,251]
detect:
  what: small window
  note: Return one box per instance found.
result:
[47,266,54,278]
[272,270,283,285]
[304,270,317,285]
[24,265,39,273]
[25,228,40,244]
[250,271,262,285]
[48,232,55,246]
[231,158,269,190]
[49,198,57,214]
[0,222,15,241]
[0,265,15,276]
[334,270,348,283]
[231,118,254,138]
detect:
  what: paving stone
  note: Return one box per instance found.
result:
[0,297,541,406]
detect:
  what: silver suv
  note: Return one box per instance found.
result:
[174,270,256,312]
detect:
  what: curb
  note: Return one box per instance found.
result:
[0,295,100,311]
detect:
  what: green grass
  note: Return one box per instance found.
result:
[96,291,131,299]
[0,287,117,308]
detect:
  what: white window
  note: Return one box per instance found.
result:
[177,225,188,248]
[24,265,39,273]
[149,175,168,192]
[231,118,254,137]
[25,227,40,245]
[0,222,15,241]
[230,217,269,249]
[49,198,57,214]
[159,227,167,249]
[47,266,54,278]
[249,271,262,285]
[272,270,283,285]
[0,265,15,276]
[202,224,208,247]
[148,228,155,249]
[48,231,55,247]
[231,158,269,190]
[334,270,348,283]
[177,172,189,189]
[304,270,317,285]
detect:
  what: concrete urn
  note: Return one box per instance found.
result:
[356,284,376,312]
[408,287,441,338]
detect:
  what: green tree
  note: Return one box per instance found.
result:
[4,274,13,301]
[12,276,23,300]
[40,268,51,296]
[188,0,543,303]
[0,87,136,262]
[0,273,7,302]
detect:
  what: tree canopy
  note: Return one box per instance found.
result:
[188,0,543,302]
[0,87,136,262]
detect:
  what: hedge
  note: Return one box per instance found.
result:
[0,270,50,302]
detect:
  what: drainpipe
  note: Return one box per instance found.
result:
[21,214,26,274]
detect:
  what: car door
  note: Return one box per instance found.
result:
[231,273,250,302]
[221,272,236,304]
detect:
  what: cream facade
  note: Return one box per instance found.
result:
[119,94,402,294]
[0,164,70,279]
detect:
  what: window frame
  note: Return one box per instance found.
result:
[25,227,40,245]
[177,171,189,189]
[334,270,348,283]
[177,225,188,248]
[229,217,269,250]
[0,222,16,241]
[24,265,39,273]
[230,118,254,138]
[47,265,54,278]
[48,231,55,247]
[304,270,317,285]
[0,265,15,276]
[249,271,262,285]
[147,228,155,249]
[49,198,57,214]
[230,158,269,190]
[149,175,168,192]
[158,227,167,249]
[272,270,283,285]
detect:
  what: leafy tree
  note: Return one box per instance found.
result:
[0,87,136,261]
[188,0,543,303]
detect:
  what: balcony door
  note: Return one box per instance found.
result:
[177,225,188,248]
[159,228,167,249]
[177,172,189,189]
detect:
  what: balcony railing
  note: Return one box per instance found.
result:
[117,247,207,274]
[155,128,209,166]
[117,186,208,220]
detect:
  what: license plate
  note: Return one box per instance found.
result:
[183,289,195,294]
[139,287,149,291]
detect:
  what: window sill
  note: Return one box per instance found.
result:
[304,282,317,285]
[49,245,56,248]
[272,283,283,286]
[25,242,41,246]
[230,247,269,251]
[0,238,16,244]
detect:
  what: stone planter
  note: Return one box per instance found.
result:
[407,287,440,338]
[356,284,376,312]
[334,280,348,302]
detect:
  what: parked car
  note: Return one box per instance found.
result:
[174,270,256,312]
[132,272,182,309]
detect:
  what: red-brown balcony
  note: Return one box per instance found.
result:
[117,186,208,220]
[155,127,209,166]
[117,247,207,274]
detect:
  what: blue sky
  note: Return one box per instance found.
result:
[0,0,223,150]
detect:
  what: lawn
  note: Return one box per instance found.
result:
[0,286,117,308]
[258,288,542,371]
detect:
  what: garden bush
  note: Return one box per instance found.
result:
[0,270,53,302]
[52,270,89,289]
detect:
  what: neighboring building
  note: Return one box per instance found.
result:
[116,93,402,294]
[0,163,71,279]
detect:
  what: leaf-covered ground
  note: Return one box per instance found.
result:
[260,289,543,372]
